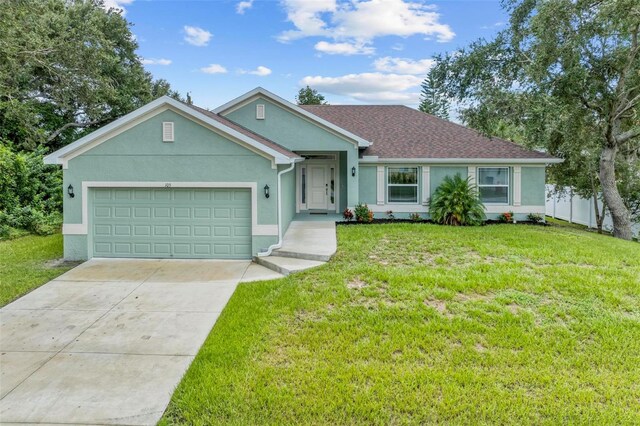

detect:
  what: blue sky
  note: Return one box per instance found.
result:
[108,0,507,109]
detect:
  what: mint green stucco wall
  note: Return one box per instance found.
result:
[63,108,279,260]
[280,165,296,235]
[521,167,546,205]
[358,166,377,204]
[430,166,468,195]
[225,97,360,207]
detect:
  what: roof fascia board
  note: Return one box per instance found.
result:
[213,87,371,148]
[358,157,563,165]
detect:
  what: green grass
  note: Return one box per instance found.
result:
[0,233,74,306]
[162,224,640,425]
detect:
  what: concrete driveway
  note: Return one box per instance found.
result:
[0,258,278,425]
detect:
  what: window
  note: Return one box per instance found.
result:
[301,167,306,204]
[330,167,335,205]
[477,167,510,204]
[387,167,418,203]
[162,122,174,142]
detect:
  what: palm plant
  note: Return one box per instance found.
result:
[429,174,485,226]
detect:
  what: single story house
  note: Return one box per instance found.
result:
[44,87,561,260]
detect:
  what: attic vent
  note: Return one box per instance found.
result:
[256,104,265,120]
[162,122,174,142]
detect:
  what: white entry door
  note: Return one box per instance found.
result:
[308,165,328,210]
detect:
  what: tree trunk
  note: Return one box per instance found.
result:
[599,146,633,240]
[590,175,605,234]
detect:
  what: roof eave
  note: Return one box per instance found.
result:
[359,157,563,164]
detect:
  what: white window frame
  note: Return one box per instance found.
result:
[387,167,419,204]
[477,167,510,205]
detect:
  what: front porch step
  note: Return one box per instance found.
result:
[255,256,325,276]
[271,249,332,262]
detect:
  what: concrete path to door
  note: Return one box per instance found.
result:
[0,258,279,425]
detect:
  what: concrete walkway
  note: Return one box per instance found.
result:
[256,220,337,275]
[0,258,280,425]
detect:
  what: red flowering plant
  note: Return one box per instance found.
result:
[498,211,514,223]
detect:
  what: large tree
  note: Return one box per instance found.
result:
[430,0,640,240]
[296,86,328,105]
[0,0,181,152]
[418,72,449,119]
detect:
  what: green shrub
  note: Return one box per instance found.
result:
[527,213,544,223]
[354,203,373,223]
[409,212,422,222]
[0,207,61,235]
[0,224,10,239]
[429,174,485,226]
[0,144,62,234]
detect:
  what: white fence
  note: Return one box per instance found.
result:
[545,185,639,238]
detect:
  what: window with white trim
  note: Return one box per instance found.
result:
[387,167,418,203]
[477,167,510,204]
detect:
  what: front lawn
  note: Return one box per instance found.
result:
[162,224,640,425]
[0,233,74,306]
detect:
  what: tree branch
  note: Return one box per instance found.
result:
[616,127,640,144]
[46,119,104,143]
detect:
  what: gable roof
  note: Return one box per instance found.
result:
[44,96,301,168]
[300,105,561,164]
[213,87,371,148]
[185,103,299,159]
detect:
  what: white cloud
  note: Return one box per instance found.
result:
[277,0,337,42]
[391,43,404,51]
[480,21,505,30]
[300,72,422,103]
[184,26,212,47]
[278,0,454,44]
[236,0,254,14]
[315,41,374,55]
[200,64,228,74]
[101,0,133,15]
[239,65,272,76]
[141,58,172,66]
[373,56,434,75]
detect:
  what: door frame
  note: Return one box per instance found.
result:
[296,155,339,213]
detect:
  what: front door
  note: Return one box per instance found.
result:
[307,165,328,210]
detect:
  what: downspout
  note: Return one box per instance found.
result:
[258,161,297,257]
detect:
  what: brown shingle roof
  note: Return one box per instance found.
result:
[300,105,553,160]
[186,103,300,159]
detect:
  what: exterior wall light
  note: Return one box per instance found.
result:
[67,184,75,198]
[264,184,270,198]
[351,166,356,177]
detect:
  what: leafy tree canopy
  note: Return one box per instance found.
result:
[0,0,182,152]
[418,72,449,119]
[296,86,328,105]
[429,0,640,239]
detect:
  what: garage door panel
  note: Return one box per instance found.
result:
[193,208,211,218]
[91,188,251,259]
